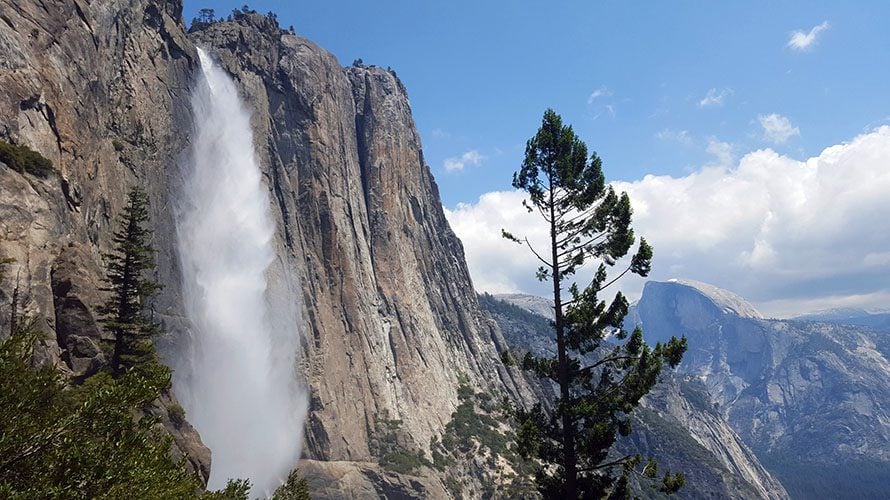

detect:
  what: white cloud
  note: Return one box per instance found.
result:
[698,88,733,107]
[759,113,800,144]
[587,85,612,104]
[787,21,830,51]
[705,138,734,166]
[446,126,890,317]
[443,150,484,172]
[656,129,693,146]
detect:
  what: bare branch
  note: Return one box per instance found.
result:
[577,454,636,473]
[576,355,637,377]
[524,238,553,269]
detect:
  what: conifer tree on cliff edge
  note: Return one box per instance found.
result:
[503,109,688,499]
[99,187,163,378]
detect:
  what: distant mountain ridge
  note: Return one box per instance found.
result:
[493,293,555,319]
[632,280,890,499]
[492,281,890,499]
[793,308,890,331]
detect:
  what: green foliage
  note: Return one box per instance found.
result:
[0,140,54,178]
[380,449,431,475]
[99,187,163,377]
[202,479,251,499]
[112,139,125,152]
[505,109,687,498]
[168,402,187,428]
[432,381,540,498]
[0,221,252,497]
[659,470,685,494]
[271,468,311,500]
[371,417,431,474]
[0,323,201,499]
[445,383,509,456]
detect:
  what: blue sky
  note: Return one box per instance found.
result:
[184,1,890,315]
[185,1,889,206]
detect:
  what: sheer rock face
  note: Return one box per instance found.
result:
[188,14,531,463]
[0,0,209,484]
[1,0,531,491]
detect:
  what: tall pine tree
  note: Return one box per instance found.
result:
[99,187,162,377]
[504,109,687,498]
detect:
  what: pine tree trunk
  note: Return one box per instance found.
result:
[9,282,18,336]
[112,331,123,377]
[550,179,577,498]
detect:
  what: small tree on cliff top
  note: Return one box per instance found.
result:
[504,109,687,498]
[99,187,163,377]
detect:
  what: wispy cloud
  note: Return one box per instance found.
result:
[587,85,612,104]
[758,113,800,144]
[443,150,485,172]
[787,21,830,51]
[592,104,618,121]
[656,129,693,146]
[698,88,733,108]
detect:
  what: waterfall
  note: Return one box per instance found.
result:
[174,47,307,495]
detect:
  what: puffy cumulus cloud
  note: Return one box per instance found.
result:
[444,190,548,294]
[443,150,484,172]
[446,127,890,317]
[787,21,830,51]
[759,113,800,144]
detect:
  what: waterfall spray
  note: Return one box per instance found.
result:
[175,48,306,494]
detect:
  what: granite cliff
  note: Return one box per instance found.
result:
[0,0,209,482]
[0,1,531,496]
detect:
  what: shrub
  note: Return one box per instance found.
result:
[271,468,310,500]
[168,403,186,428]
[380,449,430,475]
[0,140,54,178]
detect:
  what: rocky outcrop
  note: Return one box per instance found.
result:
[187,13,532,468]
[0,0,209,483]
